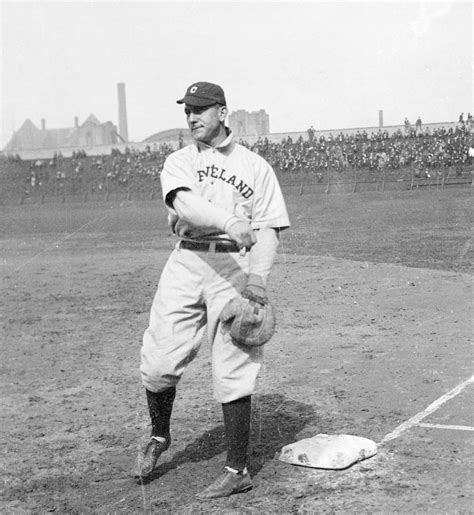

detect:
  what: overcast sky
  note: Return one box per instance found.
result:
[1,0,472,148]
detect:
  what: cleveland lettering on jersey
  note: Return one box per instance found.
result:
[196,165,254,199]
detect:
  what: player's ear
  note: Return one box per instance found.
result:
[217,105,228,122]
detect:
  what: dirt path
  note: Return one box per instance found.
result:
[2,241,472,513]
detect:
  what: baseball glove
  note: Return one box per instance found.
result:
[219,288,276,347]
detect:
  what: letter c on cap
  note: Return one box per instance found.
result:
[190,86,198,93]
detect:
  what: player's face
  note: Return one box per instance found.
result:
[184,104,227,146]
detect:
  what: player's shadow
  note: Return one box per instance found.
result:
[140,392,317,484]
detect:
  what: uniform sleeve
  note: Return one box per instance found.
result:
[251,157,290,230]
[160,148,197,208]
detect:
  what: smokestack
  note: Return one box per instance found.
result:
[117,82,129,143]
[41,119,46,130]
[74,116,79,128]
[378,109,384,128]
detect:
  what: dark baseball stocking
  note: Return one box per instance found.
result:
[222,395,251,471]
[146,386,176,438]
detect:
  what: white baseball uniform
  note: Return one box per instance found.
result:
[140,130,289,403]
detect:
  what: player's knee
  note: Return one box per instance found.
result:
[140,361,180,392]
[213,370,260,403]
[140,342,177,377]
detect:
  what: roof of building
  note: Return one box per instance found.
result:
[3,114,114,151]
[19,118,38,131]
[142,128,190,144]
[83,114,101,126]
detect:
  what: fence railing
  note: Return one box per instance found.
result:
[3,166,472,206]
[280,167,472,195]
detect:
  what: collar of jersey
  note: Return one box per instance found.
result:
[196,128,234,152]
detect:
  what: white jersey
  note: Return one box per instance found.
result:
[160,130,290,240]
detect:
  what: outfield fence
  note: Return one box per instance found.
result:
[280,168,472,195]
[3,166,472,206]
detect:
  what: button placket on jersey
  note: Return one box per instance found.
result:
[205,148,226,202]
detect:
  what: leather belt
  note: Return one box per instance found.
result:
[180,240,244,253]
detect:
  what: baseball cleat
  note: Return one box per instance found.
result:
[196,466,253,500]
[135,435,171,479]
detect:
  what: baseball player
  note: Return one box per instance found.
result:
[135,81,290,499]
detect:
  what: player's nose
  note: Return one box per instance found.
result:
[187,111,199,123]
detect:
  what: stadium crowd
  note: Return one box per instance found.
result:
[248,123,471,177]
[2,120,472,199]
[7,143,173,198]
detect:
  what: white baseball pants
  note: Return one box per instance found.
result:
[140,243,263,403]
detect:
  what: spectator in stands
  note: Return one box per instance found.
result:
[404,117,411,136]
[415,117,422,136]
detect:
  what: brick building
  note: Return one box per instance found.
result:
[4,114,118,152]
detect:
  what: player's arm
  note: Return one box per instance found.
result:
[245,227,280,295]
[167,188,257,249]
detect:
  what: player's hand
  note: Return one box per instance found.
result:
[226,219,257,249]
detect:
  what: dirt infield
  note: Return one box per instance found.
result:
[1,189,472,513]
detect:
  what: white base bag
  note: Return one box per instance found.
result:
[279,433,377,470]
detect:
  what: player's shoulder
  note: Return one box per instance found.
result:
[232,141,271,167]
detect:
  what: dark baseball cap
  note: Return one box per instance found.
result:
[176,82,226,106]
